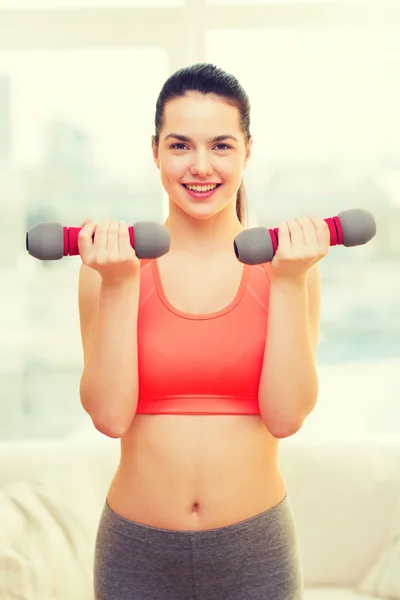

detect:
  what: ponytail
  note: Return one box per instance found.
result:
[236,179,248,227]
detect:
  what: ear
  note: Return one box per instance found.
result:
[243,135,253,169]
[151,136,160,169]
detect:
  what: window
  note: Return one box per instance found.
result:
[1,4,399,443]
[207,24,400,438]
[0,0,184,8]
[0,47,168,440]
[207,0,336,4]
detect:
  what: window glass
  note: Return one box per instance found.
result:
[207,25,400,438]
[0,47,168,440]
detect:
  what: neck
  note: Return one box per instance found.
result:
[164,199,244,257]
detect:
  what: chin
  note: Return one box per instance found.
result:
[171,197,217,219]
[183,206,219,220]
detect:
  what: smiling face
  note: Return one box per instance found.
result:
[152,91,252,221]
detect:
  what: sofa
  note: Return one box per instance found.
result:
[0,425,399,600]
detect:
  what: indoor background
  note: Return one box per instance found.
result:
[0,0,399,443]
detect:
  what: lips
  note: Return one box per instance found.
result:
[182,183,222,200]
[182,183,221,189]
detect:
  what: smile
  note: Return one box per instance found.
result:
[182,183,222,200]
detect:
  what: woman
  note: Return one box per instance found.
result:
[78,63,330,600]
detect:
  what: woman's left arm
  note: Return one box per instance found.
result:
[257,216,329,438]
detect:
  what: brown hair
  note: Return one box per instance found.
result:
[153,63,251,227]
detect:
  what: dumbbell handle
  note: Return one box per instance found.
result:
[267,217,343,255]
[62,226,136,256]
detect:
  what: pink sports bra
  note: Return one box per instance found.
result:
[136,258,272,415]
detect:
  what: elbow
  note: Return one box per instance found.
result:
[90,406,137,438]
[261,406,311,439]
[80,381,136,439]
[263,401,316,438]
[266,419,304,439]
[90,404,137,438]
[260,388,318,439]
[92,416,133,439]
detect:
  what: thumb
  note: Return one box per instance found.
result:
[80,217,92,227]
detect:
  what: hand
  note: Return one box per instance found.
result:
[270,216,330,282]
[77,218,141,284]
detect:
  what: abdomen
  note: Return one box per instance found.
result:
[106,413,287,531]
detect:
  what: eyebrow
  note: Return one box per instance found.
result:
[164,133,238,143]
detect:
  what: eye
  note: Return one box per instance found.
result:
[170,143,188,150]
[169,143,231,151]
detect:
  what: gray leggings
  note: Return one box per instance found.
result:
[94,493,304,600]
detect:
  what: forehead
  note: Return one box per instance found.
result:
[162,92,242,137]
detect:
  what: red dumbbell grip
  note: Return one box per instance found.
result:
[268,216,343,254]
[62,226,135,256]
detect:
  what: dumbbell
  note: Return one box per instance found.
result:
[234,208,376,265]
[26,221,170,261]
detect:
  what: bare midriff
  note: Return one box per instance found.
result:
[106,413,287,531]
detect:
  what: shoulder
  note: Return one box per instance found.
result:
[244,262,273,311]
[138,258,155,294]
[247,261,273,284]
[139,258,152,269]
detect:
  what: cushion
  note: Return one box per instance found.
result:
[279,438,400,586]
[354,501,400,600]
[305,587,379,599]
[0,465,104,600]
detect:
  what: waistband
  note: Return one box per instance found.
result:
[103,493,289,547]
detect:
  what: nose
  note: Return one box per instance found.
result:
[190,151,213,177]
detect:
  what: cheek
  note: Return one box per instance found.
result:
[162,158,187,182]
[219,157,242,178]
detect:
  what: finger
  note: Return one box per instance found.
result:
[93,220,110,253]
[77,222,97,260]
[286,219,304,251]
[277,221,291,255]
[295,216,317,248]
[80,217,92,227]
[106,221,120,255]
[309,217,330,251]
[118,221,133,256]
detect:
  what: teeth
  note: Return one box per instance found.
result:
[186,184,218,192]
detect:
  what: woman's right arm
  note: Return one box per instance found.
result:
[78,219,141,438]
